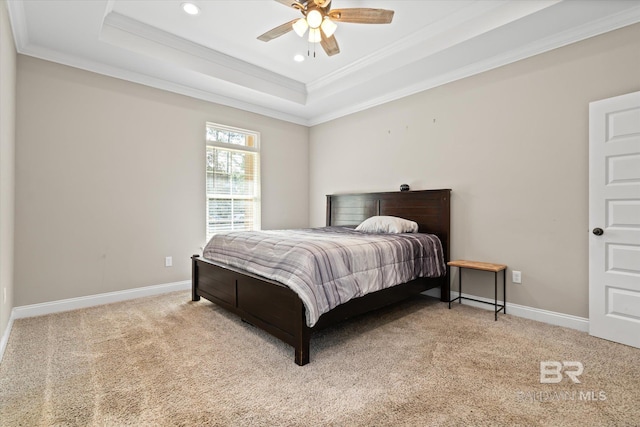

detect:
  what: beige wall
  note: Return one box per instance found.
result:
[15,57,309,306]
[309,23,640,318]
[0,0,16,342]
[9,20,640,318]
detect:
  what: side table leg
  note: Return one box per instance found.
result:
[459,267,462,304]
[448,273,451,309]
[494,271,498,321]
[503,269,507,315]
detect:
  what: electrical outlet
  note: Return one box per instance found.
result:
[165,256,173,267]
[512,270,522,284]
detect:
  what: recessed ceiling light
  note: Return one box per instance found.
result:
[294,54,305,62]
[181,3,200,16]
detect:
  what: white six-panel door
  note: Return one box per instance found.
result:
[589,91,640,349]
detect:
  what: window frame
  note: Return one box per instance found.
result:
[205,122,261,241]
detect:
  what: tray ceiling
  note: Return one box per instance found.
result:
[7,0,640,125]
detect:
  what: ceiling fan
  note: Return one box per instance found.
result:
[258,0,394,57]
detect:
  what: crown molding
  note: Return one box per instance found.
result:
[101,12,307,105]
[6,0,28,50]
[308,5,640,126]
[17,42,310,126]
[306,1,495,94]
[306,0,558,96]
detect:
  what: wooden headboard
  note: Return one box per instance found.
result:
[326,189,451,261]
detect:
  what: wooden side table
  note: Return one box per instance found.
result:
[447,260,507,321]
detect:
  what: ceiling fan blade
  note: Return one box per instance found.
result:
[320,32,340,56]
[328,8,394,24]
[257,19,298,42]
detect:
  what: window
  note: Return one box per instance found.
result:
[206,123,260,240]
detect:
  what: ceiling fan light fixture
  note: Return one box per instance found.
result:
[292,18,308,37]
[308,28,321,43]
[306,9,323,29]
[258,0,395,57]
[320,17,337,37]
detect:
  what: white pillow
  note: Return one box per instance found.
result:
[355,216,419,234]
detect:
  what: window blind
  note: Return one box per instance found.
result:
[206,123,260,240]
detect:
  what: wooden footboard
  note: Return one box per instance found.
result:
[192,255,311,365]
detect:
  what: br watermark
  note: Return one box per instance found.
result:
[516,361,607,403]
[540,361,583,384]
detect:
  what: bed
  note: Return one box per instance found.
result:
[191,189,451,365]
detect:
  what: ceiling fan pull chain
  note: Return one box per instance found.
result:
[307,39,316,58]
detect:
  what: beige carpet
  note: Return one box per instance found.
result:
[1,291,639,426]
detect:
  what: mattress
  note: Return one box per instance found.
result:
[202,226,445,327]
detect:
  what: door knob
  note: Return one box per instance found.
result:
[592,227,604,236]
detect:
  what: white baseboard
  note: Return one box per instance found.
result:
[12,280,191,319]
[0,314,15,364]
[0,280,190,363]
[2,281,589,363]
[440,290,589,332]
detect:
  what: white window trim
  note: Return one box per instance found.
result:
[205,122,261,240]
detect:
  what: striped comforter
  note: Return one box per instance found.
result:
[202,227,445,327]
